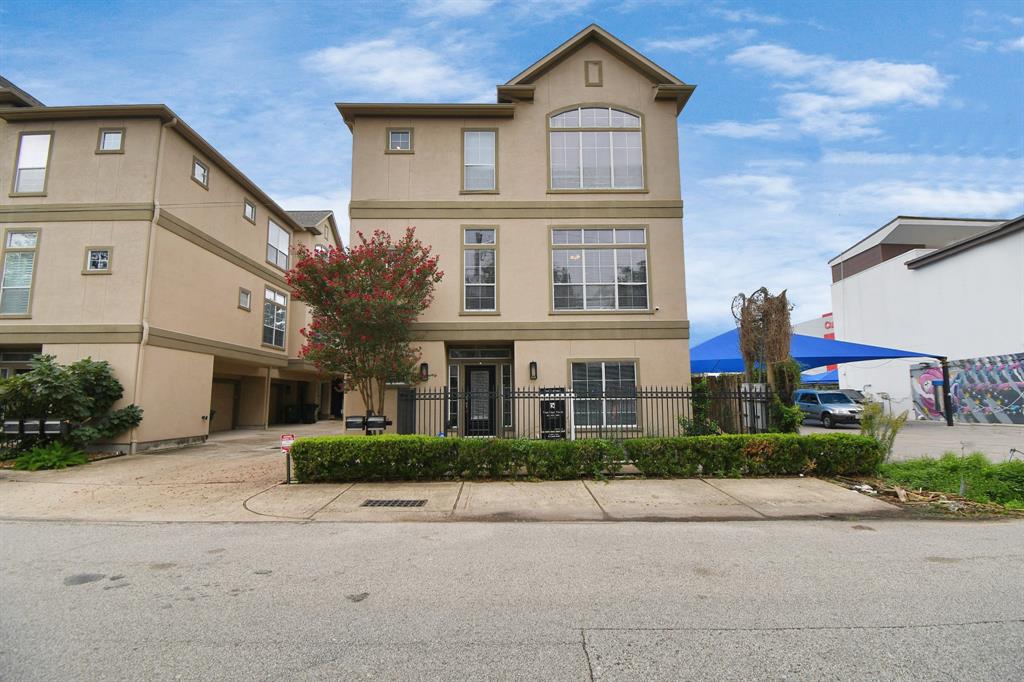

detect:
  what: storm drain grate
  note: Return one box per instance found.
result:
[360,499,428,508]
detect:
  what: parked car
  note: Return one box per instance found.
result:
[793,389,864,428]
[837,388,866,404]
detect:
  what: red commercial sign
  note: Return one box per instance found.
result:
[280,433,295,453]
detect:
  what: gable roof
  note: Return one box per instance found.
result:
[0,76,44,108]
[506,24,686,86]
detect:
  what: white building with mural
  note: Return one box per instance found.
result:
[829,215,1024,424]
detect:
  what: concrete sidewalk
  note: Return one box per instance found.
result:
[0,422,899,523]
[1,469,899,523]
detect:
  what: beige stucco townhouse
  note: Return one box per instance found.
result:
[338,25,695,436]
[0,76,340,452]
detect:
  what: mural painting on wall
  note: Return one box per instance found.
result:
[910,353,1024,425]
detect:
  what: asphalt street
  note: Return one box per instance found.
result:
[2,518,1022,680]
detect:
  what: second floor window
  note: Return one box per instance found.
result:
[267,219,289,269]
[463,227,496,312]
[1,230,39,315]
[243,199,256,223]
[262,288,287,348]
[192,158,209,188]
[463,130,496,192]
[549,106,643,190]
[12,132,52,194]
[551,227,648,311]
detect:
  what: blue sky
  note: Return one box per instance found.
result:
[3,0,1022,341]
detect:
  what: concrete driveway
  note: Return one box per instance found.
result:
[801,419,1023,462]
[0,423,898,523]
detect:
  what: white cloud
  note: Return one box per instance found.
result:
[1002,35,1024,52]
[841,181,1023,216]
[644,29,756,54]
[712,44,948,139]
[507,0,592,21]
[691,120,786,139]
[707,6,784,25]
[821,150,1022,167]
[408,0,495,18]
[305,38,491,100]
[704,173,796,198]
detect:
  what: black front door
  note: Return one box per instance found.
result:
[465,365,496,436]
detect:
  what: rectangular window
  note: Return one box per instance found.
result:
[501,363,512,429]
[463,227,496,312]
[262,288,287,348]
[97,128,124,153]
[192,157,209,188]
[243,199,256,223]
[0,230,39,315]
[314,243,328,256]
[463,130,496,191]
[447,364,459,429]
[84,247,111,274]
[238,288,251,311]
[12,132,52,194]
[387,128,413,153]
[551,228,648,311]
[571,361,637,428]
[267,219,290,270]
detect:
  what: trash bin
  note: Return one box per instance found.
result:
[284,404,301,423]
[301,403,318,424]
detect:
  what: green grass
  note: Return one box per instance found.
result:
[879,453,1024,507]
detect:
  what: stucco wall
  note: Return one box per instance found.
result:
[831,231,1024,414]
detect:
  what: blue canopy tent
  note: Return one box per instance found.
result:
[689,329,955,425]
[800,368,838,384]
[690,329,935,374]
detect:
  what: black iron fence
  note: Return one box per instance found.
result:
[397,386,772,439]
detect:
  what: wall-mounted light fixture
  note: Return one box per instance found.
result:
[420,362,429,381]
[529,361,538,381]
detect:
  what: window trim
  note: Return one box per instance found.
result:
[243,198,257,224]
[266,218,291,271]
[545,104,647,194]
[191,156,210,190]
[10,131,55,197]
[82,246,113,275]
[547,225,653,315]
[460,225,499,316]
[385,127,414,154]
[0,227,41,318]
[566,358,642,430]
[460,127,499,194]
[261,286,288,350]
[95,127,126,154]
[238,287,252,311]
[584,60,603,87]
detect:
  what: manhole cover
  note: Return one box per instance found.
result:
[360,499,427,508]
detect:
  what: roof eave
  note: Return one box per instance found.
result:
[336,103,517,130]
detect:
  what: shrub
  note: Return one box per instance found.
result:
[678,378,720,435]
[860,402,908,462]
[13,442,88,471]
[292,433,881,483]
[880,453,1024,506]
[0,355,143,453]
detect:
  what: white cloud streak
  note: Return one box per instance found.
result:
[408,0,496,18]
[305,37,491,100]
[697,44,949,140]
[644,29,756,54]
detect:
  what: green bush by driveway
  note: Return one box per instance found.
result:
[291,433,882,483]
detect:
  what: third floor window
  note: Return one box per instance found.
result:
[549,106,643,191]
[12,132,52,195]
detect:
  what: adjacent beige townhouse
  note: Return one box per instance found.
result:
[0,76,341,451]
[338,25,695,436]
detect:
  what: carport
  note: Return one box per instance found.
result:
[690,329,954,425]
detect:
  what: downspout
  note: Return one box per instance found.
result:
[128,116,178,453]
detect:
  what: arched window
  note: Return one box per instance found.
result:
[549,106,643,190]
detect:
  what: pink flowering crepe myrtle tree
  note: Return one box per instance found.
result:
[286,227,443,416]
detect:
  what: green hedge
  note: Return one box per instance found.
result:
[291,433,881,483]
